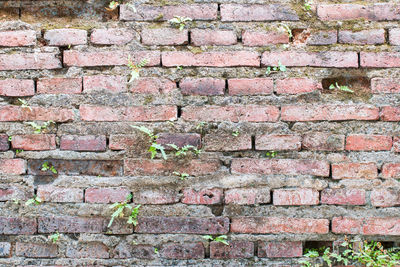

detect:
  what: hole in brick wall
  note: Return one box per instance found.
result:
[321,76,371,100]
[210,205,224,216]
[292,29,311,44]
[304,241,333,251]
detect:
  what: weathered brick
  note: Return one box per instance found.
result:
[381,106,400,121]
[16,242,57,258]
[135,217,229,234]
[332,163,378,179]
[228,78,273,95]
[332,217,400,235]
[273,189,319,206]
[180,77,225,96]
[191,29,237,46]
[162,51,260,67]
[0,217,37,234]
[371,78,400,93]
[12,134,56,151]
[242,31,288,46]
[0,134,9,151]
[160,243,204,259]
[382,163,400,179]
[132,188,180,204]
[85,188,131,203]
[210,241,254,259]
[37,77,82,94]
[262,51,358,68]
[114,243,155,259]
[302,132,345,151]
[275,78,322,94]
[389,28,400,45]
[37,185,83,203]
[66,242,109,259]
[44,29,87,46]
[0,30,36,46]
[91,28,134,45]
[393,136,400,152]
[361,52,400,67]
[64,50,160,67]
[0,242,11,257]
[258,241,302,258]
[0,53,61,70]
[256,134,301,151]
[231,159,330,177]
[281,105,379,121]
[204,133,252,151]
[0,185,32,201]
[83,76,127,93]
[124,159,220,176]
[371,189,400,207]
[80,105,177,122]
[346,135,392,151]
[182,105,279,122]
[339,29,385,44]
[182,188,223,205]
[294,30,337,45]
[38,216,105,233]
[0,79,34,96]
[109,134,143,151]
[221,4,299,21]
[141,28,188,45]
[120,4,218,21]
[321,189,366,205]
[60,135,106,151]
[231,217,329,234]
[0,106,74,122]
[130,77,176,94]
[157,133,201,149]
[224,187,270,205]
[0,159,26,175]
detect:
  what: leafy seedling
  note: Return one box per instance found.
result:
[266,61,287,75]
[18,98,32,111]
[128,57,148,83]
[25,195,42,206]
[168,16,192,31]
[279,23,293,38]
[232,130,239,137]
[131,125,167,160]
[173,171,189,180]
[265,151,277,158]
[15,149,23,155]
[41,162,57,174]
[303,0,313,11]
[127,204,141,226]
[202,235,229,246]
[168,144,201,157]
[48,232,60,243]
[26,121,54,134]
[154,248,159,254]
[8,136,12,142]
[108,193,133,228]
[329,82,354,93]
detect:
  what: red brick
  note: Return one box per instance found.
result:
[221,4,298,21]
[242,31,288,46]
[12,134,56,151]
[60,135,106,151]
[191,29,237,46]
[83,76,127,93]
[37,185,83,203]
[262,51,358,68]
[394,136,400,152]
[124,159,220,176]
[294,30,337,45]
[85,188,131,203]
[0,242,11,257]
[0,106,74,122]
[371,189,400,207]
[321,189,366,205]
[44,29,87,46]
[0,217,37,234]
[109,134,142,151]
[135,217,229,234]
[339,29,385,44]
[38,216,106,233]
[361,52,400,67]
[0,134,8,151]
[389,28,400,45]
[231,217,329,234]
[16,242,57,258]
[381,106,400,121]
[228,78,273,95]
[346,135,392,151]
[256,134,301,151]
[281,105,379,121]
[64,50,160,67]
[160,242,204,259]
[0,159,26,175]
[0,79,34,96]
[157,133,201,149]
[182,188,223,205]
[91,28,134,45]
[317,4,400,21]
[210,241,254,259]
[332,217,400,235]
[302,132,345,151]
[0,185,32,201]
[66,242,109,259]
[382,163,400,178]
[331,217,362,234]
[162,51,260,67]
[332,163,378,179]
[130,77,176,94]
[275,78,322,94]
[224,187,270,205]
[120,4,218,21]
[0,53,61,70]
[258,241,302,258]
[371,78,400,93]
[204,133,252,151]
[37,77,82,94]
[114,244,155,259]
[132,188,180,204]
[0,30,36,46]
[231,158,330,177]
[141,28,188,45]
[180,78,225,96]
[273,189,319,206]
[80,105,176,122]
[182,105,279,122]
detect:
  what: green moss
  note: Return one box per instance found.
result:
[143,95,154,105]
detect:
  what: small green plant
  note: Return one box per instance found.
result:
[26,121,54,134]
[329,82,354,93]
[25,195,42,206]
[154,248,159,254]
[41,162,57,174]
[48,232,60,243]
[176,65,183,70]
[131,125,167,160]
[266,60,287,75]
[127,204,141,226]
[168,16,192,31]
[265,151,277,158]
[232,130,239,137]
[279,23,293,38]
[303,0,313,11]
[15,149,23,154]
[128,57,148,83]
[108,193,141,227]
[167,144,201,157]
[18,98,31,111]
[202,235,229,246]
[173,171,189,180]
[8,136,12,142]
[107,1,136,11]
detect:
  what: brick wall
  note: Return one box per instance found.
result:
[1,0,400,266]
